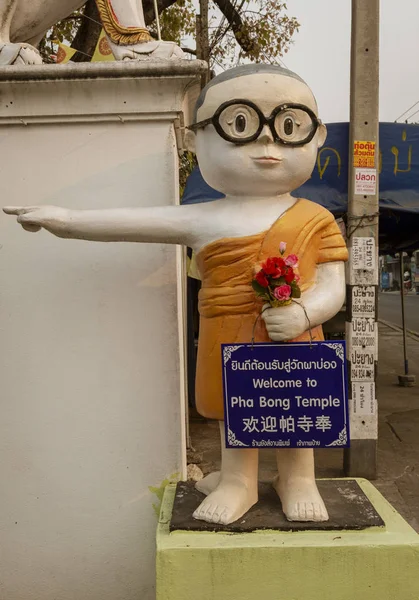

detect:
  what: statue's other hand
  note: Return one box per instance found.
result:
[262,302,307,342]
[3,206,69,235]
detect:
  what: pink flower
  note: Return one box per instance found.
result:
[279,241,287,255]
[285,254,299,268]
[294,273,301,283]
[273,284,292,302]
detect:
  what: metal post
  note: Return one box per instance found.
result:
[397,253,415,386]
[399,253,408,374]
[344,0,379,479]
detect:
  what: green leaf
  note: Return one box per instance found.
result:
[291,284,301,298]
[252,280,269,295]
[271,276,286,286]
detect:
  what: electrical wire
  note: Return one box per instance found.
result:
[395,100,419,123]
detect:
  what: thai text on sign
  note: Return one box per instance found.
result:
[353,140,376,168]
[222,341,349,449]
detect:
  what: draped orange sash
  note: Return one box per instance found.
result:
[195,199,348,420]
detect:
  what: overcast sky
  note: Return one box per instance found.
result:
[282,0,419,123]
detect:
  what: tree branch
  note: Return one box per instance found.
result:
[143,0,177,25]
[142,0,256,54]
[211,0,256,53]
[72,0,102,62]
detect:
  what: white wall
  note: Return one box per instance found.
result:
[0,62,202,600]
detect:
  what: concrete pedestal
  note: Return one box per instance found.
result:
[157,479,419,600]
[0,60,205,600]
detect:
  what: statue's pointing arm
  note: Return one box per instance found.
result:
[3,205,198,247]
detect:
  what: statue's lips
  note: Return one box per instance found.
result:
[250,156,282,164]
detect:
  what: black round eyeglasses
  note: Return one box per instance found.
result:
[188,99,321,147]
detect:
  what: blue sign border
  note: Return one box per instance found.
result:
[221,341,349,449]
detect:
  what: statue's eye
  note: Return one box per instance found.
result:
[275,108,314,143]
[235,114,247,134]
[284,117,294,136]
[219,103,259,140]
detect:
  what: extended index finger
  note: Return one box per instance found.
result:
[3,206,28,215]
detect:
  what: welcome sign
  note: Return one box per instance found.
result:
[222,341,349,449]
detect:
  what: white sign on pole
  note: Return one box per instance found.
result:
[351,237,376,270]
[352,382,376,416]
[350,348,375,380]
[346,318,378,358]
[354,168,377,195]
[352,286,375,317]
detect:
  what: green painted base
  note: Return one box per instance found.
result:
[156,479,419,600]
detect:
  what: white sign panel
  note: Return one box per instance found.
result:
[354,168,377,195]
[346,318,377,358]
[352,286,375,317]
[350,348,375,380]
[352,382,376,416]
[351,237,376,270]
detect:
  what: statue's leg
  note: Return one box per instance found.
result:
[96,0,184,60]
[193,421,258,525]
[0,1,42,65]
[274,448,328,522]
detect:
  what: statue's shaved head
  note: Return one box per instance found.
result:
[193,64,314,124]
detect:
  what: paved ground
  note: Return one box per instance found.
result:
[189,322,419,532]
[379,290,419,332]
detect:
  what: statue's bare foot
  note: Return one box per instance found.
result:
[193,477,257,525]
[195,471,220,496]
[273,475,329,522]
[109,40,185,61]
[0,43,42,66]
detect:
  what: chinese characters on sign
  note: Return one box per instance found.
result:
[222,342,349,449]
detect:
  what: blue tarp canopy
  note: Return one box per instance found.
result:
[181,123,419,253]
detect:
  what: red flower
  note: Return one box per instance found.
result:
[284,268,295,283]
[255,270,269,287]
[262,257,285,278]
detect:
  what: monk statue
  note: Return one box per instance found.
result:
[4,64,348,525]
[0,0,184,65]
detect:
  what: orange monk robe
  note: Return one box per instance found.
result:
[195,198,349,421]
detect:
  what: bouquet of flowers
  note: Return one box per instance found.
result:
[251,242,301,307]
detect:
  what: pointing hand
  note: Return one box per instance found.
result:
[3,206,69,236]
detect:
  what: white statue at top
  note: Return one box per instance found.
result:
[0,0,184,65]
[4,64,348,525]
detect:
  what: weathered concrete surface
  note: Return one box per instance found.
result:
[189,322,419,532]
[157,481,419,600]
[170,480,384,532]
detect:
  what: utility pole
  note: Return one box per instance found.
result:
[344,0,380,479]
[196,0,210,88]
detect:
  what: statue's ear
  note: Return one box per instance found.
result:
[317,123,327,148]
[185,129,196,153]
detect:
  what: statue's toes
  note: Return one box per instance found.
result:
[0,43,42,66]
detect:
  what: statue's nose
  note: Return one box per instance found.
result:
[258,124,274,143]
